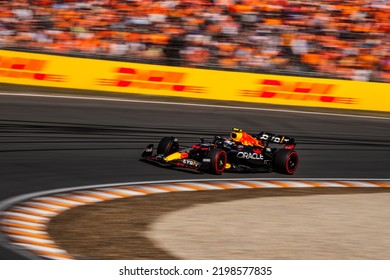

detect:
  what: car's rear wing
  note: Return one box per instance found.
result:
[258,132,295,149]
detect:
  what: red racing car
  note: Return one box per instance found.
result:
[141,128,299,175]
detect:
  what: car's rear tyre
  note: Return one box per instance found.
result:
[208,148,227,175]
[157,137,179,156]
[273,149,299,175]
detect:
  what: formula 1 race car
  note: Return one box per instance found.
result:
[141,128,298,175]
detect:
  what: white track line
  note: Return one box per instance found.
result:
[136,186,171,193]
[106,188,147,196]
[7,235,55,244]
[33,197,85,206]
[1,219,45,228]
[2,226,47,235]
[1,92,390,120]
[23,202,69,211]
[2,211,50,222]
[13,207,58,216]
[272,181,314,188]
[76,191,123,199]
[336,181,379,187]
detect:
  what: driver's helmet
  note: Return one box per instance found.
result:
[213,136,233,148]
[223,139,234,149]
[213,136,224,146]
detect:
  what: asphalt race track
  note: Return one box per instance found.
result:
[1,92,390,259]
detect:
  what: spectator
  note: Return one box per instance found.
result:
[0,0,389,82]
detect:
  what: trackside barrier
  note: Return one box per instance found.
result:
[1,50,390,112]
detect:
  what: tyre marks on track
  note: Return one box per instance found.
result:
[1,179,389,260]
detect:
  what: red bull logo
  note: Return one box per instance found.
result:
[230,128,264,147]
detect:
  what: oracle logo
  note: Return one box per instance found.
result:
[237,152,264,160]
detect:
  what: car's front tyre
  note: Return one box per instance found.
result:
[208,148,227,175]
[157,137,179,156]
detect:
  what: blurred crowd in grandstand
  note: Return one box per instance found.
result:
[0,0,389,82]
